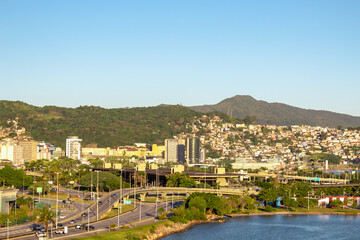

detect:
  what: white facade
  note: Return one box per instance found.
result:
[165,139,178,163]
[66,136,82,160]
[0,144,14,161]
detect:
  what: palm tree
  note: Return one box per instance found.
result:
[36,207,55,236]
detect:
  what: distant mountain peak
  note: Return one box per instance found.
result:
[190,95,360,128]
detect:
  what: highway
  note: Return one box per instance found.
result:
[12,201,180,240]
[2,186,243,239]
[1,187,184,239]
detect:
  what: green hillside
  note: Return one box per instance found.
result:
[190,95,360,128]
[0,101,201,148]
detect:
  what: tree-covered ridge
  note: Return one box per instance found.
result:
[0,101,200,148]
[0,100,242,148]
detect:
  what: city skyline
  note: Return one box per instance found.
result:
[1,1,359,116]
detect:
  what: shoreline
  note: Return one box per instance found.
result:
[150,210,360,239]
[226,210,360,217]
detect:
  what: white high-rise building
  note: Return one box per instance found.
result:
[165,139,178,163]
[66,136,82,160]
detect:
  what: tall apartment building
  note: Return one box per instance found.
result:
[186,137,200,165]
[177,139,186,164]
[0,141,14,161]
[0,140,37,165]
[200,148,206,163]
[165,139,178,163]
[19,141,37,162]
[66,136,82,160]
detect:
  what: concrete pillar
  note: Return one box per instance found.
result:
[216,177,227,187]
[140,193,146,202]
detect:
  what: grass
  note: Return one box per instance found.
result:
[76,220,171,240]
[251,206,360,214]
[25,193,93,204]
[144,196,186,203]
[101,205,136,220]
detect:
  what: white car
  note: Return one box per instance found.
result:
[55,229,64,234]
[36,231,46,237]
[59,215,65,219]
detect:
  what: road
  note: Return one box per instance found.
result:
[13,200,181,240]
[2,187,183,239]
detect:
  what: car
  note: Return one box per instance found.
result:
[34,198,39,203]
[69,219,76,224]
[83,225,95,230]
[82,212,88,217]
[98,201,103,205]
[75,224,82,229]
[36,231,46,237]
[55,229,65,234]
[59,215,65,219]
[57,223,63,227]
[111,194,117,198]
[31,224,41,231]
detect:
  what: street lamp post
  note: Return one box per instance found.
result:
[204,165,206,189]
[156,167,158,218]
[90,169,93,201]
[134,168,136,208]
[96,170,99,221]
[56,172,59,230]
[139,198,142,222]
[120,169,123,214]
[7,219,9,240]
[87,208,90,232]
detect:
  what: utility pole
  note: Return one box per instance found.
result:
[308,191,310,210]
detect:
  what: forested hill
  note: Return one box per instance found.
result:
[0,101,204,148]
[190,95,360,128]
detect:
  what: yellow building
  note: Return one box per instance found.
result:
[82,147,107,156]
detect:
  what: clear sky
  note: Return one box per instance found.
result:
[1,1,359,116]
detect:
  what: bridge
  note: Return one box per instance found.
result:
[247,173,350,184]
[63,186,256,224]
[92,167,247,187]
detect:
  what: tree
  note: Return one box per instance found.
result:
[188,196,207,213]
[79,171,121,191]
[329,199,343,209]
[258,187,278,206]
[282,196,298,209]
[36,207,55,235]
[0,167,32,188]
[166,173,196,188]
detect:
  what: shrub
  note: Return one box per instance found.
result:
[264,206,276,212]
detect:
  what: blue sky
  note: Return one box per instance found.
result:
[1,1,359,116]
